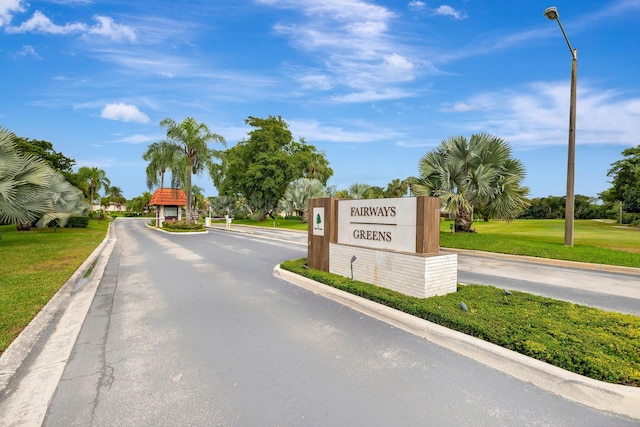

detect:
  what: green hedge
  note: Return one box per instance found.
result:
[280,258,640,386]
[162,220,205,231]
[43,216,90,228]
[65,216,90,228]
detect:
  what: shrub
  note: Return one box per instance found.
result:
[280,258,640,386]
[161,220,205,231]
[65,216,90,228]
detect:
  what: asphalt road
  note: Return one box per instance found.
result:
[27,219,635,426]
[216,223,640,315]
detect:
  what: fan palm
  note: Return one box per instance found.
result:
[0,127,54,225]
[278,178,327,222]
[35,172,88,228]
[411,133,530,232]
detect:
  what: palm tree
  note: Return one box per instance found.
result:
[1,127,54,227]
[209,195,236,218]
[77,166,110,213]
[348,183,371,200]
[142,141,178,189]
[385,178,410,198]
[191,185,205,218]
[35,172,88,229]
[278,178,327,222]
[411,133,530,232]
[160,117,226,224]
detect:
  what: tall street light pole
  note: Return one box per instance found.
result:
[544,6,577,247]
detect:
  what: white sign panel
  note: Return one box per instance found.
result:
[312,207,325,236]
[337,198,417,252]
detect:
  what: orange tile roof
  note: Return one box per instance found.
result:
[149,188,187,206]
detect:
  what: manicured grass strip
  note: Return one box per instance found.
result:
[440,219,640,268]
[0,221,110,354]
[212,218,308,231]
[281,258,640,387]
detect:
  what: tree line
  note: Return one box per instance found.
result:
[3,114,639,231]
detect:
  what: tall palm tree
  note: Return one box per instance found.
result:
[142,141,178,189]
[0,127,54,225]
[411,133,530,232]
[160,117,226,224]
[77,166,110,213]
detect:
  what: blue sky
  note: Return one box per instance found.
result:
[2,0,639,200]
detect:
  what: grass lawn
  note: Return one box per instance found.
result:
[227,217,640,267]
[213,217,308,231]
[0,221,110,354]
[439,219,640,268]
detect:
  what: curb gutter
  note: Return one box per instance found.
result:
[273,265,640,421]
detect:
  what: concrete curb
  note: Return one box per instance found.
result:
[273,265,640,421]
[0,222,117,426]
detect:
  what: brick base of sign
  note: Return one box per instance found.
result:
[329,244,458,298]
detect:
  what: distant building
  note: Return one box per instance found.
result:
[91,202,127,213]
[148,188,187,226]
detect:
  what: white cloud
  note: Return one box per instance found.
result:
[115,133,159,144]
[442,81,640,147]
[332,88,415,103]
[259,0,420,103]
[288,119,405,144]
[0,0,24,28]
[434,5,466,20]
[85,16,136,42]
[6,11,136,42]
[408,1,426,12]
[11,44,41,59]
[407,2,466,20]
[101,103,150,123]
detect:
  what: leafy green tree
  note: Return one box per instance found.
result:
[214,115,331,219]
[160,117,226,224]
[142,140,179,189]
[294,142,333,185]
[411,133,530,232]
[0,128,54,225]
[127,191,152,214]
[600,145,640,221]
[13,136,76,176]
[77,166,110,212]
[278,178,327,222]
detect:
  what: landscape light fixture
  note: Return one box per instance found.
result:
[350,255,357,280]
[544,6,577,247]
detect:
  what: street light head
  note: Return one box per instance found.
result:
[544,6,559,20]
